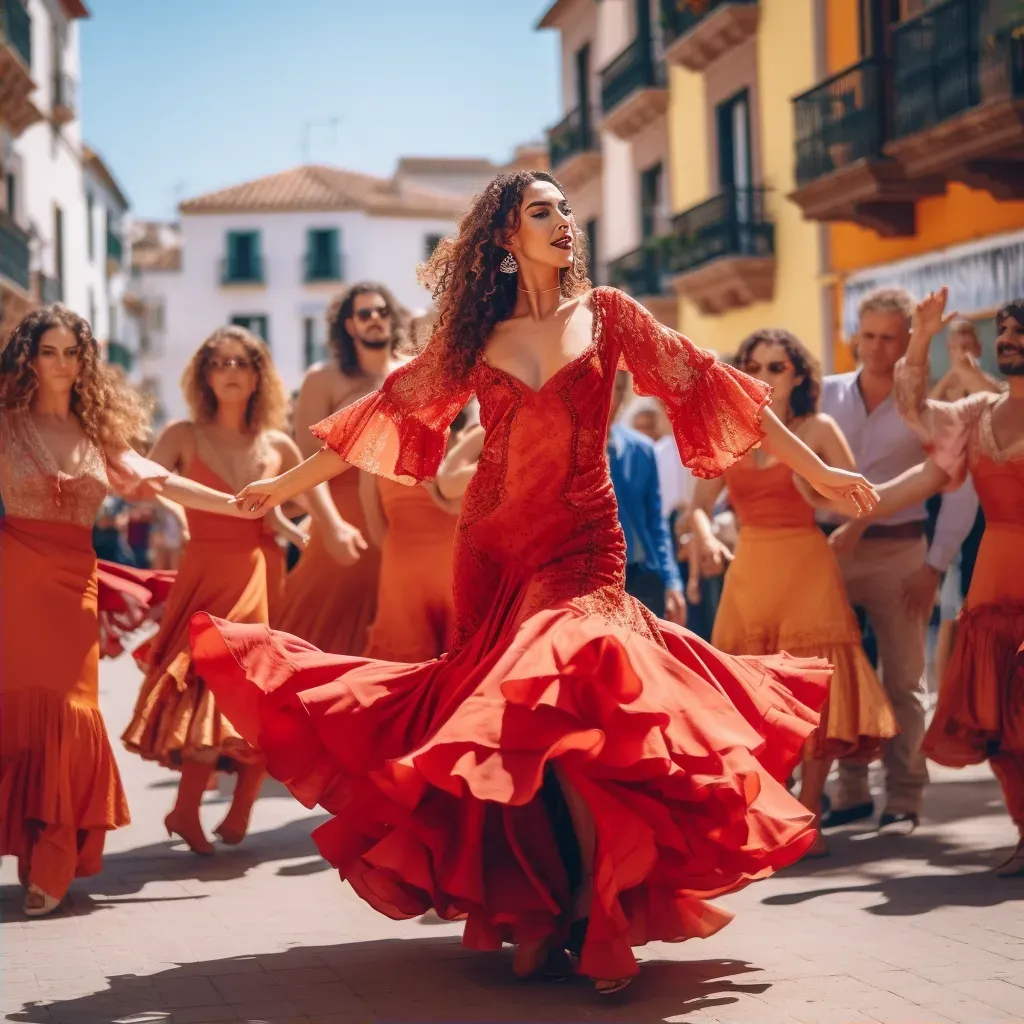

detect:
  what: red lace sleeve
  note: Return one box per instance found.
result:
[607,289,771,478]
[310,334,473,485]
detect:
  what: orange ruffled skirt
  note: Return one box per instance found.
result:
[924,525,1024,766]
[0,517,130,878]
[712,525,897,761]
[123,533,284,770]
[191,596,829,980]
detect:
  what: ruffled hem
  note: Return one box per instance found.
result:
[121,651,258,771]
[97,561,176,659]
[0,688,130,861]
[190,606,828,979]
[924,602,1024,766]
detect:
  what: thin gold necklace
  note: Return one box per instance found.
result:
[517,284,562,294]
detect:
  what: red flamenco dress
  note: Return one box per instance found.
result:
[190,288,830,980]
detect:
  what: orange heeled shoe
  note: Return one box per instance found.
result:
[164,811,214,856]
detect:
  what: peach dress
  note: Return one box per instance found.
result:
[896,361,1024,825]
[712,459,897,760]
[122,456,284,770]
[276,470,381,654]
[363,477,458,662]
[0,410,164,895]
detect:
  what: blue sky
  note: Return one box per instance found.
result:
[80,1,560,219]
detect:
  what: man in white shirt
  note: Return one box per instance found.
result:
[820,287,978,835]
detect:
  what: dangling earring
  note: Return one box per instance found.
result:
[499,251,519,275]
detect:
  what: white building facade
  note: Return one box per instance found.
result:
[131,164,469,423]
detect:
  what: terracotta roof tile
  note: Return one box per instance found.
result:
[179,165,467,219]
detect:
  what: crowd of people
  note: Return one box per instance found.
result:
[1,169,1021,999]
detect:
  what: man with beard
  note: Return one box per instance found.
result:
[876,290,1024,876]
[278,282,407,654]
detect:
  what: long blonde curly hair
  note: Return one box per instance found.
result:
[181,325,287,432]
[418,171,591,378]
[0,304,151,449]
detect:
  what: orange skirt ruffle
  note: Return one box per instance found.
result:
[0,518,130,873]
[122,537,282,770]
[97,560,177,659]
[712,525,898,761]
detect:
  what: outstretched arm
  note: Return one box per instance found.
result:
[235,448,349,517]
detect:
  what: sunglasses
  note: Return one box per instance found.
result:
[742,360,791,376]
[354,306,390,322]
[208,357,254,372]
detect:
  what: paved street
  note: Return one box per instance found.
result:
[3,648,1024,1024]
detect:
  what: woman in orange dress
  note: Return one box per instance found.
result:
[691,329,897,856]
[122,325,347,856]
[0,305,248,916]
[359,407,480,662]
[854,289,1024,875]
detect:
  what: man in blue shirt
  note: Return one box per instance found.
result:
[607,371,686,624]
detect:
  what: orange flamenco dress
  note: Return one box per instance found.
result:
[276,469,381,653]
[895,361,1024,832]
[712,460,897,760]
[122,457,283,772]
[0,410,166,902]
[190,289,832,981]
[363,477,458,661]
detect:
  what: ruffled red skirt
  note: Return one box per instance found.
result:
[191,597,828,980]
[96,561,176,659]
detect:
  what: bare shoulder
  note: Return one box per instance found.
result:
[157,419,197,445]
[300,361,340,393]
[802,411,842,438]
[264,428,299,452]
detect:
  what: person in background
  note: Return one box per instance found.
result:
[126,503,155,569]
[816,287,979,835]
[92,494,134,565]
[609,370,686,624]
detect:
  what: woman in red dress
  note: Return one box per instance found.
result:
[191,172,877,994]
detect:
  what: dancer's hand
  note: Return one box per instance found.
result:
[827,519,867,559]
[690,531,732,578]
[912,286,957,341]
[322,520,368,567]
[234,476,286,517]
[807,466,878,517]
[664,588,687,627]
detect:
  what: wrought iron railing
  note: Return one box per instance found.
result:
[220,255,264,285]
[891,0,1024,139]
[1,0,32,67]
[600,36,666,114]
[607,243,665,296]
[660,0,758,47]
[664,187,774,276]
[793,56,886,185]
[0,213,30,291]
[548,105,599,169]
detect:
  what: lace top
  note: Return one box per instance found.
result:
[0,408,167,527]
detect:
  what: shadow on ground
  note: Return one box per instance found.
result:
[6,936,774,1024]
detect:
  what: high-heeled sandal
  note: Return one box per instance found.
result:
[23,885,61,918]
[212,819,250,846]
[594,977,633,996]
[165,811,214,856]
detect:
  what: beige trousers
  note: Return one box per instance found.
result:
[836,536,930,816]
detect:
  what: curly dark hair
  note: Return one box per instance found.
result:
[995,299,1024,331]
[181,325,287,432]
[326,282,408,378]
[0,304,151,449]
[419,171,591,378]
[735,327,822,419]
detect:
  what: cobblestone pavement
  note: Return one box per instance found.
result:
[2,650,1023,1024]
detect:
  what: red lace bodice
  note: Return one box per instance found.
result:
[312,288,771,649]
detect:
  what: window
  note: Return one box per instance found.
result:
[5,173,15,217]
[230,314,269,344]
[53,204,65,290]
[86,192,95,261]
[585,218,600,284]
[306,228,342,282]
[575,43,591,133]
[639,162,664,242]
[716,89,753,228]
[87,288,96,332]
[223,231,263,284]
[424,233,444,261]
[148,300,165,332]
[303,316,326,368]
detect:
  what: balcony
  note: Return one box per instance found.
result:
[607,243,679,327]
[661,0,760,72]
[220,256,264,286]
[38,273,63,305]
[664,187,775,315]
[51,71,75,125]
[789,56,944,237]
[304,248,343,283]
[547,105,602,190]
[0,212,30,293]
[884,0,1024,199]
[599,37,669,140]
[106,229,124,275]
[0,0,42,136]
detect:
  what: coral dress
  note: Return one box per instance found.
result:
[122,456,283,771]
[0,410,166,890]
[190,289,831,980]
[895,362,1024,816]
[712,460,897,760]
[276,469,381,653]
[363,477,458,662]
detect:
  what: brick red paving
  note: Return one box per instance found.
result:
[3,652,1023,1024]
